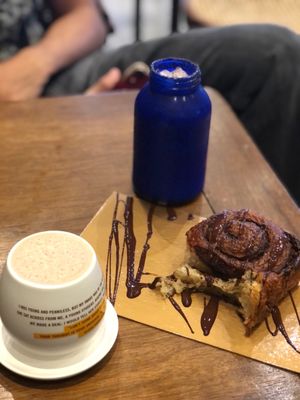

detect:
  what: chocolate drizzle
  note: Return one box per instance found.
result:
[148,276,161,290]
[267,305,300,354]
[124,196,155,298]
[264,292,300,353]
[289,291,300,326]
[167,207,177,221]
[105,194,154,303]
[168,296,194,334]
[181,289,220,337]
[105,192,124,305]
[201,296,220,336]
[181,289,192,307]
[265,317,278,336]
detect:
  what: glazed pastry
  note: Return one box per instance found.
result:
[156,209,300,335]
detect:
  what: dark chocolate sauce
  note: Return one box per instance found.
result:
[268,305,300,354]
[200,296,219,336]
[124,196,155,298]
[106,192,124,305]
[136,204,155,282]
[289,291,300,326]
[124,196,135,296]
[112,219,126,304]
[168,296,194,334]
[167,207,177,221]
[181,289,192,307]
[142,272,157,276]
[265,317,278,336]
[148,277,161,290]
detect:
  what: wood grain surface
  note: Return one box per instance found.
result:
[0,89,299,400]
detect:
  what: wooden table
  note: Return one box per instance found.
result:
[0,89,299,399]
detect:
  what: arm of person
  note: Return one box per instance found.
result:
[0,0,108,101]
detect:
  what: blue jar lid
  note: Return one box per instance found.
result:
[150,58,201,94]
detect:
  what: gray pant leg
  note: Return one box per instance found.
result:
[44,25,300,204]
[43,49,111,96]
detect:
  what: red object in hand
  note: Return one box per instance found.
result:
[114,62,149,90]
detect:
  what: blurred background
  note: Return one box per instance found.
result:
[101,0,188,50]
[101,0,300,51]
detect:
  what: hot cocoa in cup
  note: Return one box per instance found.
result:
[12,231,93,284]
[0,231,107,358]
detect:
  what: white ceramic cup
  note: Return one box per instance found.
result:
[0,231,106,359]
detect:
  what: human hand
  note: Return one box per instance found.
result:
[85,67,122,95]
[0,47,52,101]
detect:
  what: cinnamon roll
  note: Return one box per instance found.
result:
[157,209,300,334]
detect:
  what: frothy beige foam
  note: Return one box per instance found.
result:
[11,232,93,285]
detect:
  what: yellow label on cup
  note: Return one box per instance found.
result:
[33,298,106,339]
[65,298,106,337]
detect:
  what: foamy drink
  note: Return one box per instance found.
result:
[11,232,93,284]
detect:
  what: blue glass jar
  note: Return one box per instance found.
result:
[133,57,211,205]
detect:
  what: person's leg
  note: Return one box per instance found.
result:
[42,49,107,95]
[45,25,300,204]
